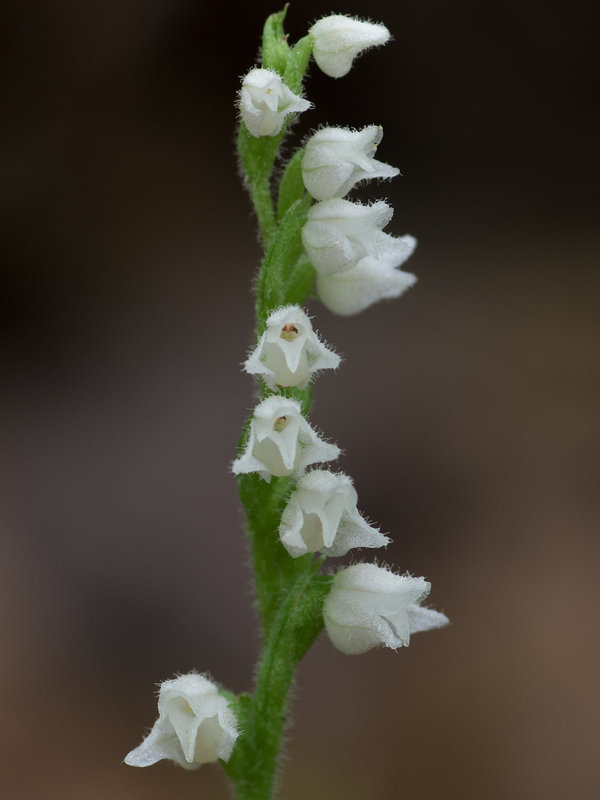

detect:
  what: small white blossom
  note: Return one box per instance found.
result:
[302,126,399,201]
[238,68,311,137]
[316,245,417,316]
[279,469,389,558]
[310,15,391,78]
[124,673,239,770]
[244,305,340,389]
[232,396,339,482]
[301,198,409,276]
[323,564,449,655]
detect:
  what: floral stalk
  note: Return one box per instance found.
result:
[124,8,448,800]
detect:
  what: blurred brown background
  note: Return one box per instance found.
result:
[1,1,599,798]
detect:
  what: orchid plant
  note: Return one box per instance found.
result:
[125,8,448,799]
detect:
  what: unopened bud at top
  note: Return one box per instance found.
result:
[302,126,399,201]
[310,15,391,78]
[238,68,311,137]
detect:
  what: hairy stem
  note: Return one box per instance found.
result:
[227,564,314,799]
[237,126,285,250]
[230,17,325,797]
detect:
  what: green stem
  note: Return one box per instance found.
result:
[237,472,292,633]
[229,15,327,798]
[238,578,309,800]
[247,170,278,248]
[225,563,330,800]
[237,125,284,250]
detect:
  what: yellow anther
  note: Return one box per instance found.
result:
[280,323,299,342]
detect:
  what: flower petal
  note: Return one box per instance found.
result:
[310,16,391,78]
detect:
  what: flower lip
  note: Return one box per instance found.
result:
[323,564,449,655]
[244,305,340,389]
[124,673,240,770]
[302,198,405,277]
[238,68,311,137]
[302,125,399,200]
[316,242,417,316]
[279,469,390,558]
[232,395,340,481]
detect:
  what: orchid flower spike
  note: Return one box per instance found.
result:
[302,198,411,276]
[244,305,340,389]
[302,126,399,201]
[310,15,391,78]
[317,246,417,316]
[239,68,311,137]
[124,674,240,770]
[323,564,449,655]
[279,469,389,558]
[232,396,340,482]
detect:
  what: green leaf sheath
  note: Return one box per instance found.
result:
[255,194,313,330]
[277,147,306,221]
[286,35,314,93]
[261,7,290,75]
[237,124,283,250]
[231,12,328,799]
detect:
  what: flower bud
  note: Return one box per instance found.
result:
[302,198,409,276]
[302,126,399,201]
[323,564,449,655]
[238,68,311,137]
[279,469,389,558]
[244,305,340,389]
[310,15,391,78]
[316,245,417,316]
[124,673,240,769]
[232,396,340,482]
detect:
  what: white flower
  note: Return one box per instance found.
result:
[238,68,311,137]
[232,396,339,482]
[302,126,399,201]
[124,673,240,769]
[310,15,391,79]
[323,564,449,655]
[301,198,409,276]
[316,246,417,316]
[279,469,389,558]
[244,305,340,389]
